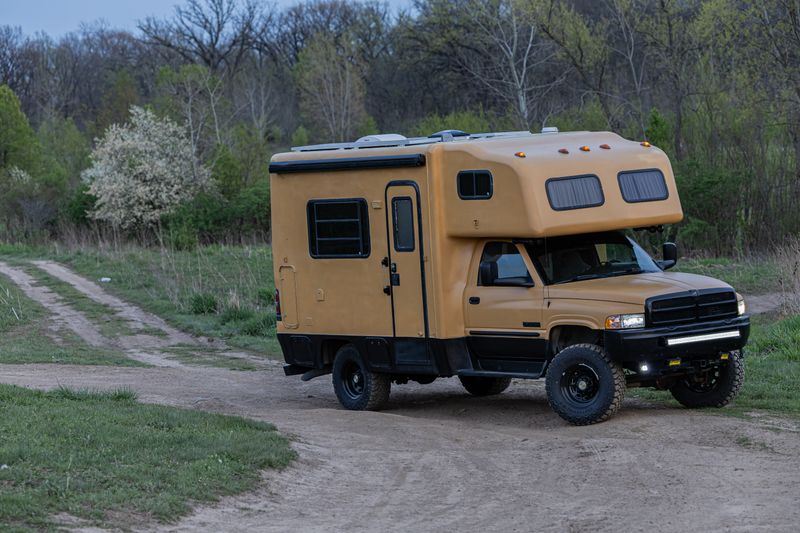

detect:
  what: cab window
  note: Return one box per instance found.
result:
[478,242,533,287]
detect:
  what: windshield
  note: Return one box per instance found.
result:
[525,231,661,285]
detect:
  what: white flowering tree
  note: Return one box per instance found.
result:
[82,106,212,229]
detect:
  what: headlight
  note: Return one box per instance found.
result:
[738,299,746,316]
[605,313,645,330]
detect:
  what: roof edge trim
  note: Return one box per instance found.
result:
[269,154,426,174]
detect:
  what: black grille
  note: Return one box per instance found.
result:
[646,289,738,327]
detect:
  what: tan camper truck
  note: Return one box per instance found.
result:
[269,129,749,425]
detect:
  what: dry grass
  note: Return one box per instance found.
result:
[775,236,800,313]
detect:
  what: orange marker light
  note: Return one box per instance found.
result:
[514,151,526,158]
[600,144,611,150]
[558,148,569,154]
[641,141,652,147]
[580,146,591,152]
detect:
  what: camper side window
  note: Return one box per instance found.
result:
[307,199,371,258]
[478,242,533,287]
[457,170,493,199]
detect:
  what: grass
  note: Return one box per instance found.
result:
[632,313,800,416]
[0,273,144,367]
[0,384,294,530]
[675,256,781,293]
[16,263,137,339]
[0,244,281,356]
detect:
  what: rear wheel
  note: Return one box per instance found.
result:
[332,344,390,411]
[545,343,625,425]
[459,376,512,396]
[670,351,744,408]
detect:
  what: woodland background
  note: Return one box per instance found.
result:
[1,0,799,255]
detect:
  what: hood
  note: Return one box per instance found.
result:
[546,271,732,306]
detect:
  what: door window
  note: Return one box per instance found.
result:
[391,197,415,252]
[478,242,533,286]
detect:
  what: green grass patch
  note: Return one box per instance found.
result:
[675,257,780,293]
[0,384,294,529]
[0,273,143,367]
[632,314,800,416]
[18,264,137,339]
[160,344,264,371]
[0,245,280,356]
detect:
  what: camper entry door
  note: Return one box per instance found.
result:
[385,182,428,340]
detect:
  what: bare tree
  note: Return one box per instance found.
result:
[139,0,260,73]
[296,33,366,142]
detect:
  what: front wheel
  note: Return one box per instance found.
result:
[332,344,390,411]
[670,351,744,408]
[545,344,625,425]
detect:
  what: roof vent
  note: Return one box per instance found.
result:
[356,134,407,143]
[541,127,559,134]
[430,129,470,140]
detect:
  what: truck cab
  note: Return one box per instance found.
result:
[270,129,749,425]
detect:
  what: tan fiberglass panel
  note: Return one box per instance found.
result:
[437,131,683,237]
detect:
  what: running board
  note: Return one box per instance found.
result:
[458,369,542,380]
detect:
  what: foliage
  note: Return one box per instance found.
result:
[189,292,218,314]
[0,384,294,529]
[82,106,213,229]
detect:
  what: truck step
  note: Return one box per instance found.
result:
[458,369,542,380]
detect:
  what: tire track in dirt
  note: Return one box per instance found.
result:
[30,260,270,367]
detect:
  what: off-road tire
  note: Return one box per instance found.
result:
[670,350,744,408]
[332,344,390,411]
[545,343,625,425]
[459,376,512,396]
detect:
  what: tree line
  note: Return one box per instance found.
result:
[0,0,798,254]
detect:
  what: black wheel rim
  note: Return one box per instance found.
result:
[560,363,600,405]
[342,361,366,399]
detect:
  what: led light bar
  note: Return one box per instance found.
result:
[666,330,740,347]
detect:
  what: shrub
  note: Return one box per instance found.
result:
[220,306,254,324]
[189,293,218,314]
[240,312,277,336]
[257,287,274,306]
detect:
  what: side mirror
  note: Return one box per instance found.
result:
[660,242,677,270]
[479,261,497,286]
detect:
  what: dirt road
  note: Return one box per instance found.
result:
[1,363,798,532]
[0,262,798,532]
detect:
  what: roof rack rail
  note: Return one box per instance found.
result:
[291,130,534,152]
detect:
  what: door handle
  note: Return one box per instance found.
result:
[390,273,401,286]
[383,286,391,295]
[469,297,480,305]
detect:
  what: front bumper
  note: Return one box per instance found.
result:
[603,315,750,363]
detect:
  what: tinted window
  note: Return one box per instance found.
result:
[525,231,661,285]
[479,242,533,286]
[618,170,669,203]
[458,170,493,199]
[307,199,370,258]
[546,175,604,210]
[392,197,415,252]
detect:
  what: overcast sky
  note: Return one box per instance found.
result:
[0,0,414,37]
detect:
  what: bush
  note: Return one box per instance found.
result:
[189,293,217,315]
[220,306,254,324]
[257,287,274,306]
[240,312,277,336]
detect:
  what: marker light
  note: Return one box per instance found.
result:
[605,313,645,329]
[558,148,569,154]
[514,151,526,158]
[600,143,611,149]
[639,363,650,373]
[580,145,591,152]
[641,141,652,147]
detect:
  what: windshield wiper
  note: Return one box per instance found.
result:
[553,273,603,285]
[553,267,645,285]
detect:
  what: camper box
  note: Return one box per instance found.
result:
[269,130,749,425]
